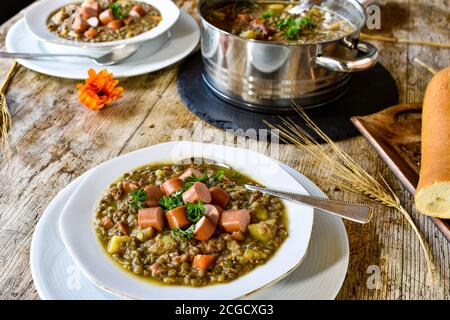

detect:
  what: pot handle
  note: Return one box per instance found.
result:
[315,40,378,72]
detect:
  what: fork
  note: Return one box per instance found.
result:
[245,184,373,224]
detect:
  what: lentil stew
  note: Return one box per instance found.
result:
[94,163,288,287]
[47,0,162,43]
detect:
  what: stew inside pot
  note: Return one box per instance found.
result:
[204,1,354,43]
[95,163,288,286]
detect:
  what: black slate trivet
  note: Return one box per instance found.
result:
[177,52,398,142]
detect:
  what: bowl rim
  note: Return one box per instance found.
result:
[24,0,180,49]
[58,141,314,299]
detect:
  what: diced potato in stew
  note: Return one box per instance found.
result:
[95,163,288,286]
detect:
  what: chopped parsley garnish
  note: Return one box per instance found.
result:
[183,173,207,183]
[129,188,147,209]
[261,11,274,19]
[276,16,316,40]
[159,180,200,211]
[159,193,183,211]
[172,225,195,240]
[186,201,205,223]
[212,170,225,183]
[110,3,128,19]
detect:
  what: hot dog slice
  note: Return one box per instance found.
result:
[193,255,215,271]
[194,216,216,241]
[122,182,138,193]
[86,17,99,27]
[182,182,212,203]
[138,207,164,231]
[204,204,222,226]
[123,16,134,25]
[99,8,114,25]
[129,4,146,18]
[107,20,123,30]
[84,27,98,38]
[72,15,89,33]
[160,178,184,196]
[144,185,163,207]
[220,209,251,233]
[80,0,100,20]
[209,186,230,208]
[166,206,190,229]
[179,168,202,180]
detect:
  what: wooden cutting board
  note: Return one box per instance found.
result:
[351,103,450,242]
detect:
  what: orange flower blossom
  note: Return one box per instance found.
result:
[76,69,124,110]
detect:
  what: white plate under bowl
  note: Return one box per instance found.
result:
[5,11,199,79]
[58,141,315,300]
[30,161,348,300]
[25,0,180,49]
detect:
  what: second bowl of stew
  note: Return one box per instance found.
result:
[59,141,314,299]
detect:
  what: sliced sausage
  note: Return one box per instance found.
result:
[182,182,212,204]
[165,206,190,229]
[193,255,215,271]
[179,168,202,180]
[107,20,123,30]
[101,216,113,229]
[144,185,163,207]
[117,222,129,235]
[122,181,138,193]
[204,204,222,226]
[99,8,114,25]
[209,186,230,208]
[123,16,134,25]
[80,0,100,20]
[160,178,184,196]
[220,209,251,233]
[129,4,146,18]
[86,17,99,27]
[72,15,89,33]
[194,216,216,241]
[138,207,164,231]
[84,27,98,38]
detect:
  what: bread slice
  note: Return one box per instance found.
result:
[414,67,450,218]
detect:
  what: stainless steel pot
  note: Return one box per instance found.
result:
[198,0,378,112]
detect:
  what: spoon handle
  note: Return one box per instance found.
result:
[0,52,91,60]
[245,184,373,224]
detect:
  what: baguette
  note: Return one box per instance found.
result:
[414,67,450,218]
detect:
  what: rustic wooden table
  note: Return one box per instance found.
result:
[0,0,448,300]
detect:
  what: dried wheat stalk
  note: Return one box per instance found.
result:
[412,58,437,75]
[266,104,436,283]
[361,33,450,49]
[0,60,18,163]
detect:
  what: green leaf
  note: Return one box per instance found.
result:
[276,16,317,40]
[171,225,195,240]
[212,170,225,183]
[159,193,183,211]
[183,173,207,184]
[110,3,128,19]
[261,11,274,19]
[129,188,147,209]
[186,201,205,223]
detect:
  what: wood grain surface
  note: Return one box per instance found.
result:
[0,0,449,300]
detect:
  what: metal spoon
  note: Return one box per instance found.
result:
[174,157,373,224]
[287,0,313,15]
[0,44,140,66]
